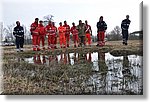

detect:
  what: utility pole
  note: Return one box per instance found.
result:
[0,22,3,42]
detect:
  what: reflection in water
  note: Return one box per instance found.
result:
[33,54,46,65]
[23,52,142,94]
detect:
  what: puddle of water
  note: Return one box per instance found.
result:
[13,52,143,95]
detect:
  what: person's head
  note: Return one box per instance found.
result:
[16,21,20,26]
[48,21,52,26]
[35,18,39,23]
[79,20,82,25]
[85,20,88,25]
[52,22,55,26]
[59,22,62,26]
[72,22,75,26]
[99,16,103,21]
[64,20,67,25]
[126,15,129,19]
[39,20,43,25]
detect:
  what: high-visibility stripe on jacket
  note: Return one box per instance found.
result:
[71,26,78,35]
[45,25,57,35]
[63,24,70,34]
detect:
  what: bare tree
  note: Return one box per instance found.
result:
[43,14,54,21]
[43,14,54,26]
[3,24,16,42]
[107,26,122,41]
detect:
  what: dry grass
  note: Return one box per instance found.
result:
[1,40,143,95]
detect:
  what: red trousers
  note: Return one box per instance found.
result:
[59,33,66,48]
[38,35,45,49]
[32,35,39,51]
[86,33,91,45]
[65,34,70,47]
[97,31,105,46]
[73,35,78,46]
[54,36,57,45]
[48,34,55,48]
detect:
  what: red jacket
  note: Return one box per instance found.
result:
[71,26,78,35]
[85,24,92,34]
[58,26,66,36]
[45,25,57,35]
[63,24,70,34]
[30,22,39,35]
[38,24,46,35]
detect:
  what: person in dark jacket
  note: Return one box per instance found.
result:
[121,15,131,45]
[76,20,86,47]
[96,16,107,47]
[13,21,24,52]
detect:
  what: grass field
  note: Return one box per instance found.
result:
[1,40,143,95]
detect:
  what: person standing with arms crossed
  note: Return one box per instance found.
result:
[85,20,92,46]
[121,15,131,45]
[71,22,79,48]
[76,20,86,47]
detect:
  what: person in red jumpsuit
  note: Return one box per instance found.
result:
[38,20,46,51]
[70,22,79,48]
[50,22,57,49]
[45,21,53,49]
[63,21,70,47]
[30,18,39,51]
[52,22,58,49]
[85,20,92,46]
[58,22,66,48]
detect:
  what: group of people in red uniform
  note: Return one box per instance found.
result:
[30,16,107,51]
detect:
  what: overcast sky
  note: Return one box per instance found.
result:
[0,0,142,35]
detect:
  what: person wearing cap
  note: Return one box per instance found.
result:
[96,16,107,47]
[85,20,92,46]
[76,20,86,47]
[58,22,66,48]
[63,21,70,48]
[13,21,24,52]
[37,20,46,51]
[70,22,79,47]
[30,18,39,51]
[121,15,131,45]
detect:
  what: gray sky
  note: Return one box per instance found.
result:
[1,0,142,35]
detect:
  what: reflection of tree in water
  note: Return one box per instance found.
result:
[121,55,139,94]
[104,54,142,94]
